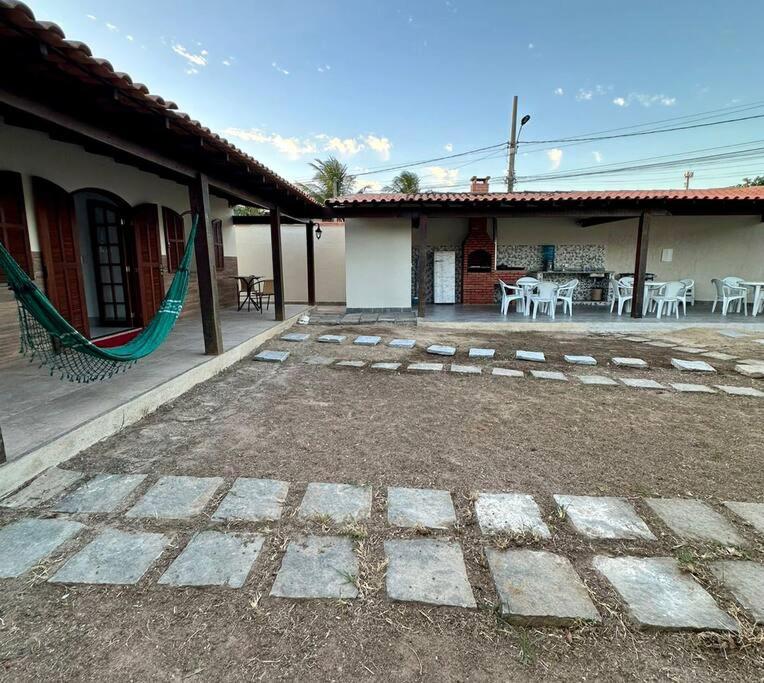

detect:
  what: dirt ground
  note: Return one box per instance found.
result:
[1,325,763,681]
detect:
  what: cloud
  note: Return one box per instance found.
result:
[576,89,593,101]
[613,96,626,107]
[172,44,208,67]
[105,23,118,32]
[363,134,392,160]
[86,14,97,20]
[223,128,318,160]
[222,60,231,66]
[592,151,603,163]
[528,42,534,49]
[325,137,364,156]
[444,143,453,152]
[612,92,676,107]
[554,87,564,96]
[317,64,331,73]
[546,148,563,170]
[360,179,384,193]
[126,35,134,42]
[424,166,459,187]
[272,62,290,76]
[185,68,199,76]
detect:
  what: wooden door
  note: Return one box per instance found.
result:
[132,203,164,326]
[32,177,90,337]
[0,171,33,281]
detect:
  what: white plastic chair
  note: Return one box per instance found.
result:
[711,277,747,315]
[516,276,539,316]
[651,281,685,319]
[555,279,578,317]
[531,281,559,319]
[609,276,633,316]
[498,279,524,315]
[679,278,695,308]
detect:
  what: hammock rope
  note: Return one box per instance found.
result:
[0,215,199,383]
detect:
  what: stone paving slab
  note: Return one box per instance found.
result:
[270,535,358,599]
[389,338,416,348]
[335,360,366,368]
[531,370,568,381]
[253,350,289,363]
[281,333,310,342]
[672,346,706,354]
[384,539,476,608]
[755,339,764,345]
[516,350,545,362]
[621,378,666,390]
[578,375,618,386]
[469,348,495,358]
[564,355,597,366]
[715,385,764,397]
[487,549,600,625]
[408,362,443,372]
[303,355,335,365]
[126,476,223,519]
[612,357,648,369]
[671,358,716,373]
[212,478,289,522]
[645,341,675,348]
[492,367,524,377]
[475,493,550,538]
[0,518,85,578]
[645,498,744,546]
[711,560,764,623]
[735,363,764,378]
[317,335,346,344]
[427,344,456,356]
[719,330,748,338]
[354,335,381,346]
[623,337,648,343]
[702,352,737,361]
[1,467,83,509]
[388,487,456,529]
[159,531,265,588]
[371,362,401,371]
[54,473,147,514]
[670,383,716,393]
[451,364,481,374]
[50,528,169,585]
[723,501,764,534]
[298,482,371,522]
[554,495,656,540]
[593,555,738,631]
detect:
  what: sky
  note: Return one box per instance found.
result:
[25,0,764,193]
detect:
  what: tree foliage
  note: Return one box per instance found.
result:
[738,176,764,187]
[299,156,360,203]
[233,205,269,216]
[383,170,421,194]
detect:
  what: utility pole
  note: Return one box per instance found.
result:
[507,95,519,192]
[683,170,694,190]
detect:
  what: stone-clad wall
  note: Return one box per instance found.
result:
[496,244,605,271]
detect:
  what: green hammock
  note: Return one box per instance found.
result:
[0,215,198,383]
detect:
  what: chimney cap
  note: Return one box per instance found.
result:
[470,176,491,182]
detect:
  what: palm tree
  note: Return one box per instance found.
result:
[383,170,421,194]
[300,156,358,203]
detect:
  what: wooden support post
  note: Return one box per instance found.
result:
[417,215,428,318]
[306,221,316,306]
[188,173,223,355]
[631,211,651,319]
[270,206,285,321]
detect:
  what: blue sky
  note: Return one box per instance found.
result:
[28,0,764,192]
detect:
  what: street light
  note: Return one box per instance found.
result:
[507,112,531,191]
[314,223,322,240]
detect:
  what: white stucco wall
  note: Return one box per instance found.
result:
[345,218,411,309]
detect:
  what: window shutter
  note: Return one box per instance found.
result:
[212,219,224,270]
[162,207,185,273]
[0,171,33,282]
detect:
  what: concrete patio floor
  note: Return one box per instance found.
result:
[0,304,307,464]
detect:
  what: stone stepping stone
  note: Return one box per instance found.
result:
[724,501,764,535]
[298,482,371,523]
[671,358,716,373]
[645,341,675,348]
[384,539,475,608]
[611,357,647,369]
[126,476,223,520]
[371,362,401,371]
[672,346,706,354]
[281,333,309,342]
[593,555,738,632]
[303,355,335,365]
[475,492,550,538]
[212,478,289,522]
[427,344,456,356]
[578,375,618,386]
[159,531,264,588]
[451,364,481,374]
[270,535,358,599]
[755,339,764,345]
[531,370,568,381]
[711,560,764,624]
[623,337,648,343]
[645,498,745,546]
[486,549,600,626]
[387,487,456,529]
[554,495,655,540]
[715,385,764,397]
[516,350,545,362]
[253,350,289,363]
[0,518,85,578]
[469,348,495,358]
[492,367,524,378]
[1,467,83,509]
[335,360,366,368]
[564,355,597,366]
[719,330,748,338]
[734,363,764,378]
[670,383,716,394]
[621,378,666,390]
[317,335,346,344]
[354,335,381,346]
[389,338,416,348]
[702,352,737,361]
[54,473,147,514]
[408,362,443,372]
[50,528,169,585]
